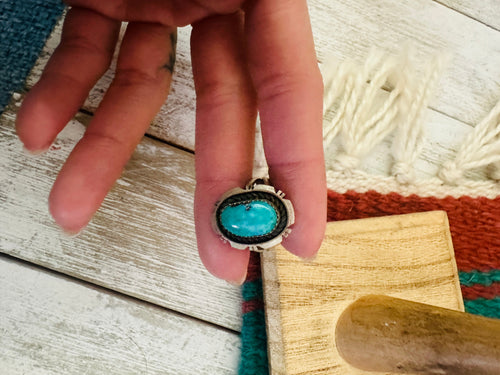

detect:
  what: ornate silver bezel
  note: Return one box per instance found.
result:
[212,178,295,251]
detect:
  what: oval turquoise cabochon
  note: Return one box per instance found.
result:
[220,200,278,238]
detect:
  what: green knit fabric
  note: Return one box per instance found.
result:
[242,279,264,301]
[460,270,500,286]
[464,298,500,319]
[239,310,268,375]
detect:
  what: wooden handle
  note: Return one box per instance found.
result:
[336,295,500,374]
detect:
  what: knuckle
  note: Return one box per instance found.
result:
[255,69,323,103]
[84,131,125,150]
[113,67,164,88]
[196,80,253,110]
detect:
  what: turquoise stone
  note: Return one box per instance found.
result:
[220,200,278,238]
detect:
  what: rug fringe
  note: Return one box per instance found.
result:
[321,49,500,197]
[439,100,500,184]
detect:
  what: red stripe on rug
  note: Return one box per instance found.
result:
[245,251,262,283]
[327,190,500,272]
[462,283,500,300]
[242,299,264,314]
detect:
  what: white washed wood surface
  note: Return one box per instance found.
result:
[0,108,242,331]
[26,0,500,154]
[436,0,500,30]
[0,256,240,375]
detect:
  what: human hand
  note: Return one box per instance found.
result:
[16,0,326,284]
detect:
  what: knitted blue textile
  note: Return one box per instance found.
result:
[0,0,65,112]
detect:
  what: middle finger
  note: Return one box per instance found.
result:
[191,12,257,283]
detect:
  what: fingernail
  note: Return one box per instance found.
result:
[301,253,318,262]
[23,146,48,156]
[227,280,244,287]
[227,270,248,286]
[61,228,83,238]
[287,248,319,262]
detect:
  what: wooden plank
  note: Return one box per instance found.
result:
[436,0,500,31]
[0,108,242,332]
[0,256,240,374]
[262,211,464,375]
[25,0,500,154]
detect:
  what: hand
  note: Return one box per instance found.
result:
[16,0,326,284]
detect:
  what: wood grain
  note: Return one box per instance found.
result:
[0,256,240,374]
[0,108,242,331]
[262,211,464,375]
[436,0,500,31]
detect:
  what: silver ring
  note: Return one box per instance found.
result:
[212,178,295,251]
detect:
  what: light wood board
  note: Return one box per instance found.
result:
[262,211,464,375]
[0,256,240,375]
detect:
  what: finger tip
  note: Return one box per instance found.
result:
[16,92,58,152]
[22,145,50,157]
[226,270,248,286]
[282,219,326,259]
[48,186,92,235]
[199,245,250,285]
[197,234,250,285]
[282,237,321,260]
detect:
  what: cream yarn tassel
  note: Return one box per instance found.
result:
[321,48,499,198]
[391,55,447,184]
[322,50,406,173]
[439,100,500,184]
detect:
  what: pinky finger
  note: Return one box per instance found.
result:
[16,7,120,152]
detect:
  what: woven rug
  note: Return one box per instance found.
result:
[239,52,500,374]
[0,0,64,112]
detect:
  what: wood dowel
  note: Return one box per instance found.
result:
[335,295,500,374]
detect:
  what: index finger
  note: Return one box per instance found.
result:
[244,0,326,257]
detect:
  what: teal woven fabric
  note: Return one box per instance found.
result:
[239,254,268,375]
[239,309,268,375]
[0,0,65,112]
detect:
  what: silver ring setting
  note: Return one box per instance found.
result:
[212,178,295,251]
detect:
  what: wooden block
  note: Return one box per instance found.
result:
[262,211,464,375]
